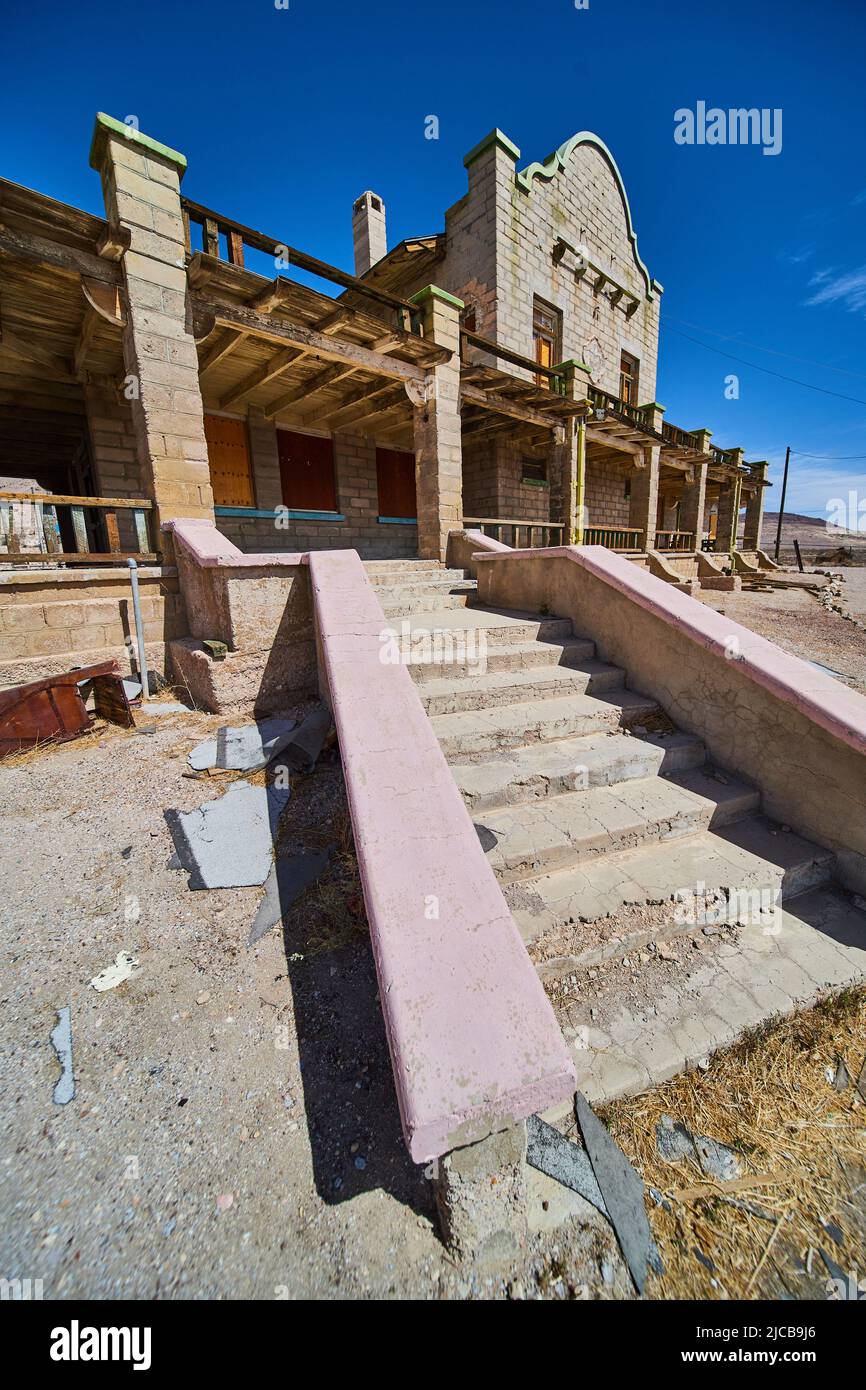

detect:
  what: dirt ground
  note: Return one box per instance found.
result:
[2,577,864,1301]
[700,567,866,695]
[0,707,629,1301]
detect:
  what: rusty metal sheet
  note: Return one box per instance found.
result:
[0,660,129,758]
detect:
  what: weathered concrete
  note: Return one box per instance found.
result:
[473,544,866,893]
[434,1121,528,1259]
[544,887,866,1113]
[308,548,575,1161]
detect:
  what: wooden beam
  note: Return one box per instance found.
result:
[460,382,559,431]
[218,345,308,410]
[0,223,122,285]
[73,308,100,379]
[311,379,395,428]
[193,299,430,385]
[0,328,73,378]
[585,426,643,458]
[198,329,245,377]
[266,362,357,420]
[81,276,125,328]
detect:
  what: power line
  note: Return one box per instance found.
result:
[667,315,866,382]
[791,450,866,460]
[663,325,866,406]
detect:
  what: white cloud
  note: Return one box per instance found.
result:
[805,265,866,315]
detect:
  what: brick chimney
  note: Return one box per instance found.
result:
[352,190,387,275]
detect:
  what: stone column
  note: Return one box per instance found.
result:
[629,402,665,551]
[679,458,709,550]
[715,447,744,553]
[551,360,589,543]
[409,286,463,561]
[433,1121,527,1260]
[742,461,768,550]
[90,114,214,561]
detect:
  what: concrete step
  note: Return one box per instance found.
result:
[380,589,477,617]
[363,559,443,574]
[477,768,760,882]
[542,887,866,1109]
[417,660,625,716]
[408,636,597,684]
[432,688,660,759]
[451,730,707,811]
[368,568,469,588]
[395,606,575,647]
[510,815,836,942]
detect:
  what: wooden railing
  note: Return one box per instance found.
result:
[711,446,737,469]
[661,422,701,453]
[655,529,695,552]
[582,525,644,552]
[464,518,564,548]
[0,493,156,564]
[181,198,421,335]
[460,329,566,391]
[587,387,653,432]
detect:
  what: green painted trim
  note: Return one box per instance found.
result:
[516,131,655,298]
[639,401,667,413]
[378,515,417,525]
[89,112,188,174]
[520,477,550,489]
[554,357,590,373]
[409,284,465,311]
[463,128,521,168]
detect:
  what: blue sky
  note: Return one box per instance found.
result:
[3,0,865,521]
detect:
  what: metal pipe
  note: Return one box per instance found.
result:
[575,417,586,544]
[128,558,149,697]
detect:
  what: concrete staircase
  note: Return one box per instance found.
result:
[367,559,866,1101]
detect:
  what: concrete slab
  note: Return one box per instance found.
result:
[481,771,759,881]
[451,730,706,811]
[165,780,291,890]
[215,717,297,772]
[248,848,331,945]
[432,689,659,759]
[417,660,625,716]
[545,888,866,1109]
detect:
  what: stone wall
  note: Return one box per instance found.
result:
[0,564,185,687]
[213,417,418,559]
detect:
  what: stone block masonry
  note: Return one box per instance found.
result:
[90,114,215,560]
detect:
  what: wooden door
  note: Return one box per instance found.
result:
[376,447,416,518]
[277,430,337,511]
[204,415,254,507]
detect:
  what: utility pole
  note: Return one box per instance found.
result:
[774,446,791,561]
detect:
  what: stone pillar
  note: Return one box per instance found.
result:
[629,402,665,551]
[742,461,768,550]
[715,482,738,554]
[679,458,709,550]
[715,447,744,553]
[89,113,214,561]
[629,448,660,551]
[551,360,589,543]
[409,286,463,561]
[433,1121,527,1260]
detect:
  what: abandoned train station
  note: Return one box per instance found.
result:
[2,113,865,1267]
[0,113,772,689]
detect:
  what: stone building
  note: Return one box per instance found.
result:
[0,114,768,683]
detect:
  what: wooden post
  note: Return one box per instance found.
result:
[774,446,790,561]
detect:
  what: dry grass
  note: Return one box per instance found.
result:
[599,990,866,1299]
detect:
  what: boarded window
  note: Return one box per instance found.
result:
[521,458,547,484]
[376,447,416,518]
[204,414,254,508]
[277,430,337,511]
